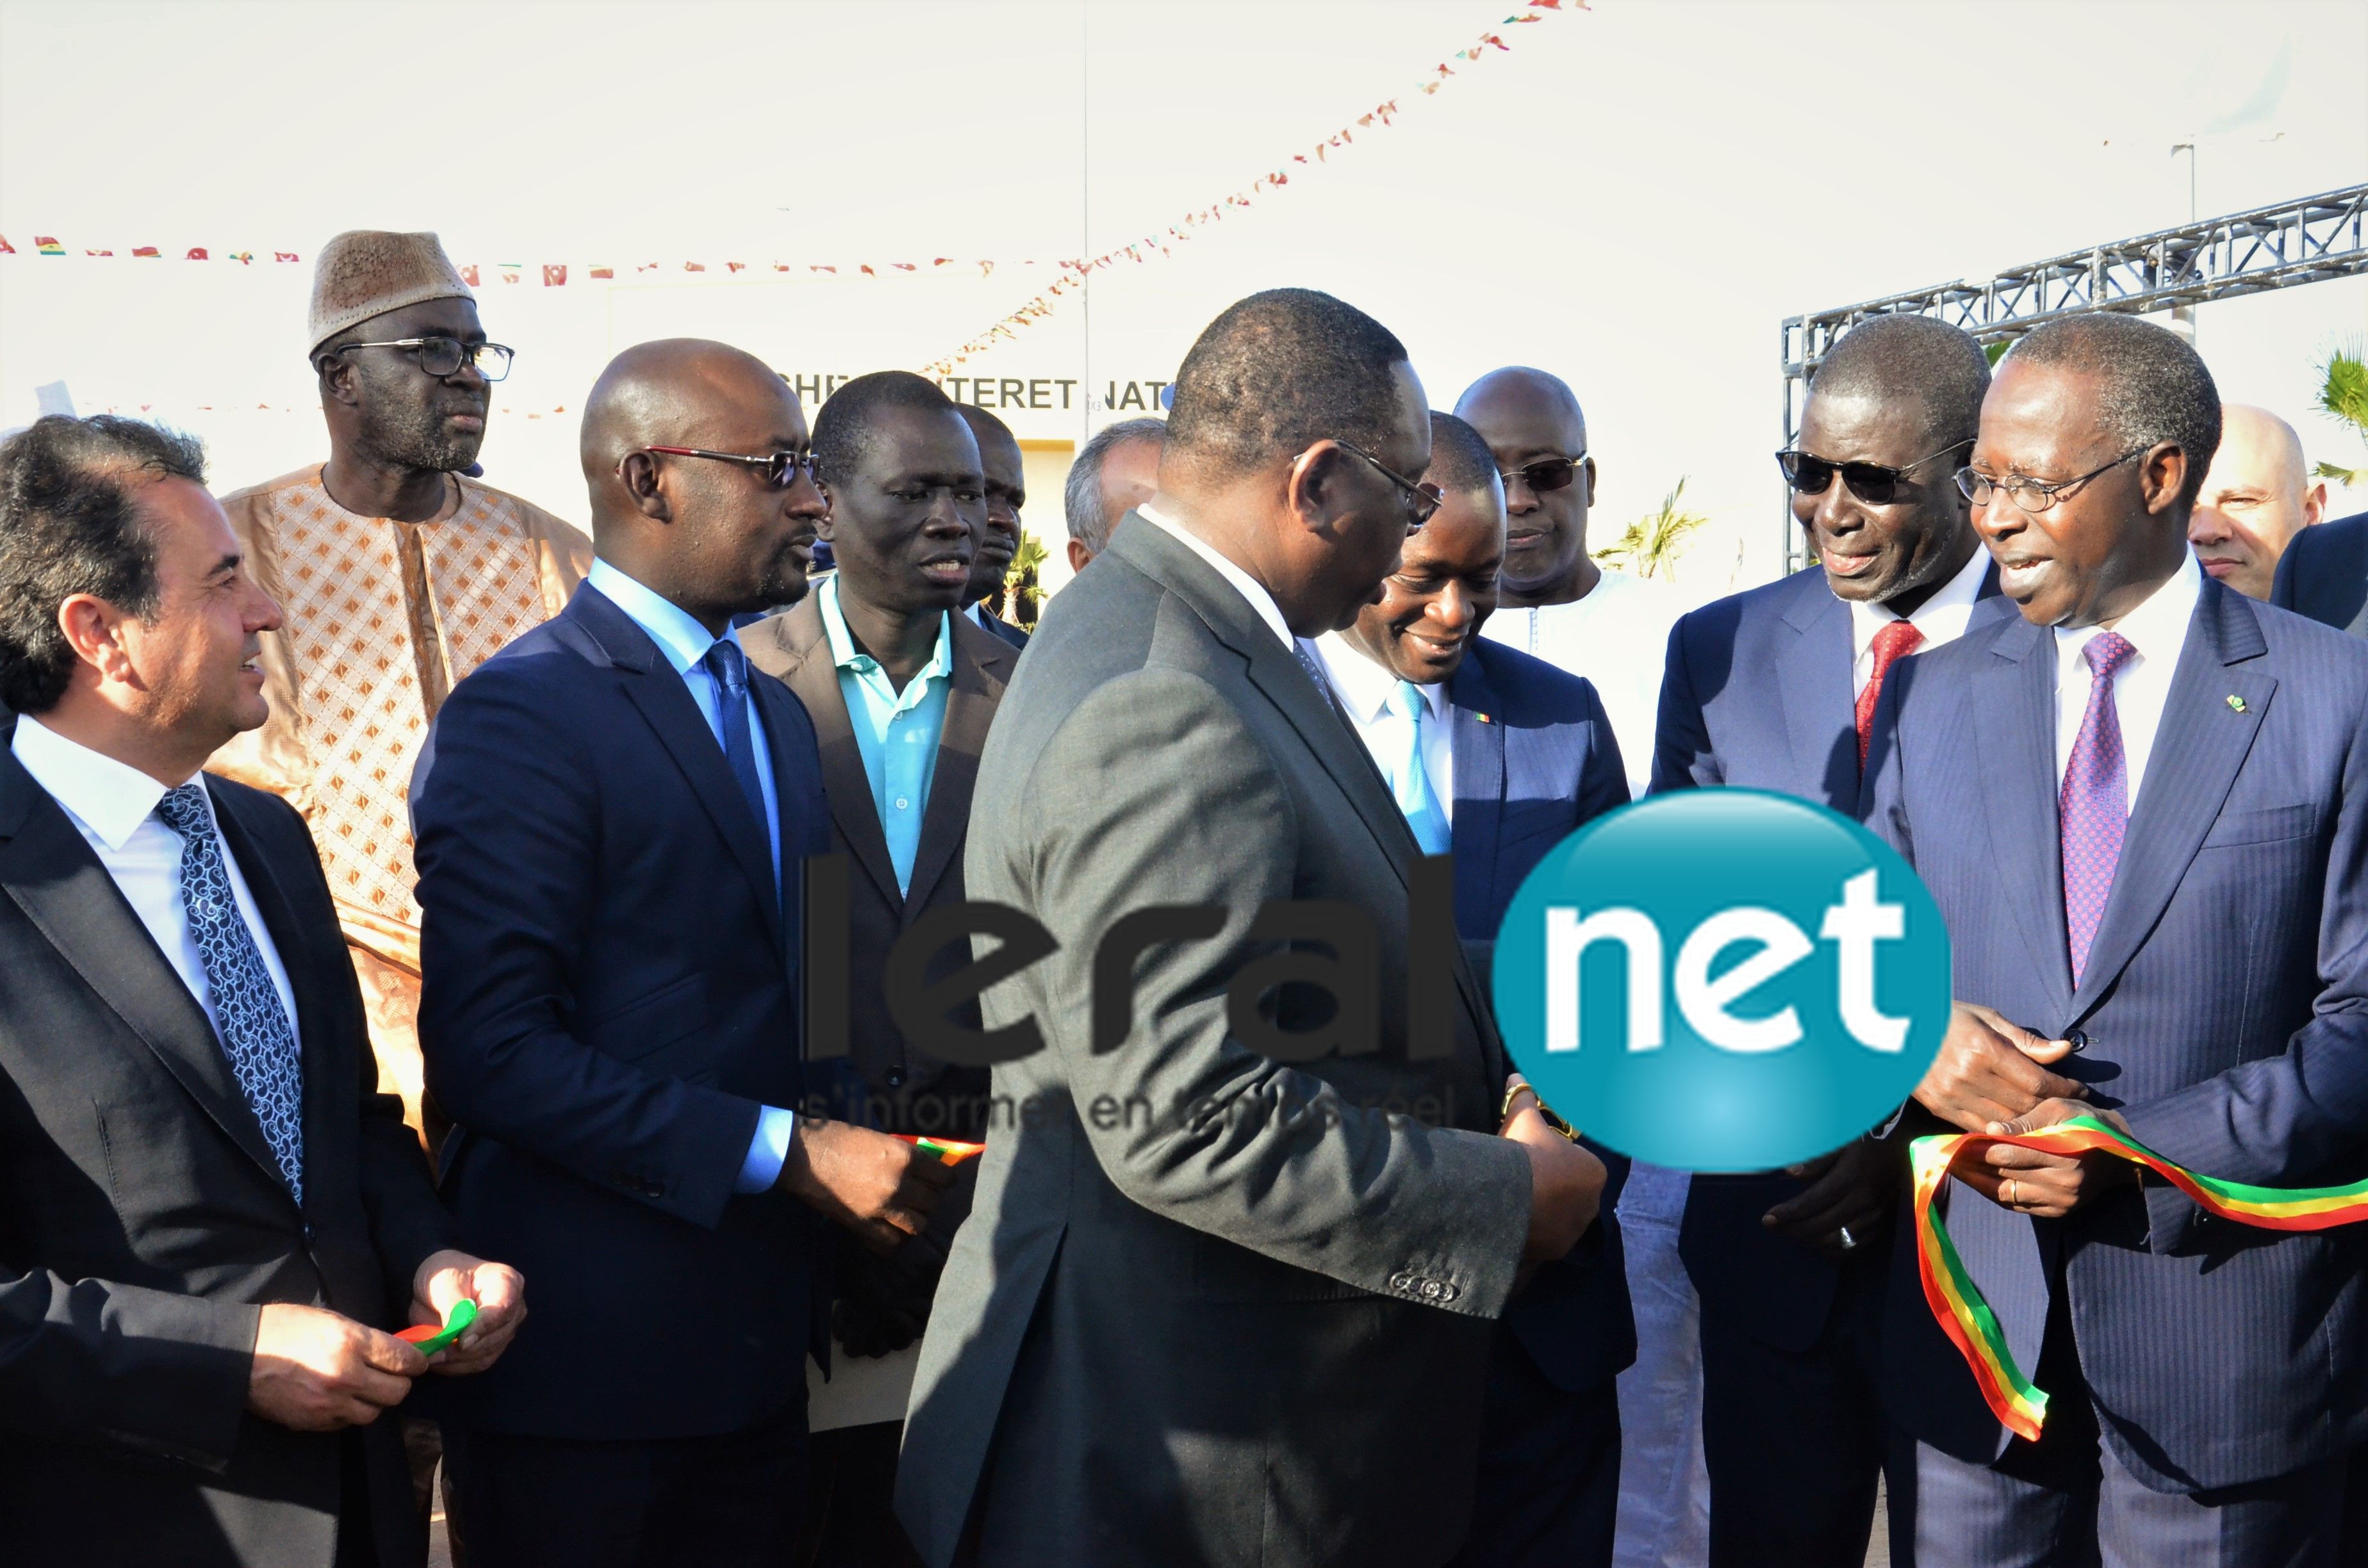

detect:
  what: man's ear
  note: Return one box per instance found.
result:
[1285,442,1354,537]
[615,452,675,524]
[56,592,140,689]
[315,352,361,409]
[1581,456,1598,508]
[2139,442,2189,518]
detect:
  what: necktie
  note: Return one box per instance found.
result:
[702,639,771,841]
[2060,631,2139,984]
[1857,618,1925,769]
[1295,641,1358,730]
[153,784,305,1203]
[1386,679,1453,854]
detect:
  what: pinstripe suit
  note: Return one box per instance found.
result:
[1868,575,2368,1563]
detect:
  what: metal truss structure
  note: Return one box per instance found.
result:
[1779,183,2368,572]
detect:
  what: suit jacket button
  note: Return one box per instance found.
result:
[2067,1029,2090,1052]
[885,1066,909,1090]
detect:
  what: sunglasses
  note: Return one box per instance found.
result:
[1498,452,1590,495]
[636,446,822,488]
[1775,440,1970,506]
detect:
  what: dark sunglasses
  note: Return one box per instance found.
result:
[1775,440,1970,506]
[1333,440,1444,530]
[1499,452,1590,494]
[636,446,821,488]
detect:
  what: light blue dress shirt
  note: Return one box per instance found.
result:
[816,573,955,897]
[584,560,795,1193]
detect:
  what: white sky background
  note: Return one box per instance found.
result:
[2,0,2364,603]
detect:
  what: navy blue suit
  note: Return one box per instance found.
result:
[2271,510,2368,637]
[1870,578,2368,1558]
[1652,561,1998,1567]
[1440,637,1636,1568]
[409,583,832,1517]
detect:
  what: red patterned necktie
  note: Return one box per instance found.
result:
[1857,618,1925,769]
[2061,631,2139,984]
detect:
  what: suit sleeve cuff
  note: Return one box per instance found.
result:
[734,1104,798,1193]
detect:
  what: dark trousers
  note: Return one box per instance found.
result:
[1896,1293,2344,1568]
[805,1419,923,1567]
[1451,1327,1620,1568]
[1699,1252,1897,1568]
[442,1406,808,1568]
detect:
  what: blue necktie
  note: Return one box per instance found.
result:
[1386,679,1452,855]
[153,784,306,1204]
[701,639,772,845]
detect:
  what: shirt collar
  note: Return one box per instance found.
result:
[1135,502,1296,651]
[2056,546,2203,669]
[588,557,732,676]
[816,572,954,683]
[8,713,199,851]
[1315,632,1446,724]
[1847,542,1993,664]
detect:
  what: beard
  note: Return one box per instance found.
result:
[355,366,487,473]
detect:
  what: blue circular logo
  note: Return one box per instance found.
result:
[1491,790,1951,1171]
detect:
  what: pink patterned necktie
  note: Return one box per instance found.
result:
[2061,631,2139,984]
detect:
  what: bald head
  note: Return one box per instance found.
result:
[2189,404,2326,600]
[579,337,823,631]
[1454,366,1595,603]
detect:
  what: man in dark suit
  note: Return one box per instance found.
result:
[955,402,1032,651]
[1873,312,2368,1566]
[1653,314,2001,1567]
[895,290,1607,1568]
[0,414,523,1567]
[741,371,1014,1566]
[410,341,953,1567]
[2271,509,2368,632]
[1315,410,1632,1565]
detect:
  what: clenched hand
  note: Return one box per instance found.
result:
[784,1120,957,1255]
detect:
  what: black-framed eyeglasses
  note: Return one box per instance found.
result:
[634,446,822,489]
[1499,452,1591,495]
[1775,439,1969,506]
[336,336,515,382]
[1954,446,2150,514]
[1333,440,1444,529]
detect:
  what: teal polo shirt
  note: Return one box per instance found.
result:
[816,572,954,895]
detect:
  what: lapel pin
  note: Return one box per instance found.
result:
[1476,713,1493,724]
[2227,694,2248,713]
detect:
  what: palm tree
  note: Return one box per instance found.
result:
[1001,533,1049,628]
[1591,478,1709,582]
[2314,344,2368,487]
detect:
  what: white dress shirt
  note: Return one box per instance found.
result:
[1135,502,1296,650]
[10,714,302,1050]
[1479,568,1682,799]
[1847,543,1993,698]
[2052,548,2202,808]
[585,558,796,1192]
[1314,633,1455,823]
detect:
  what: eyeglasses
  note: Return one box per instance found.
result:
[1499,452,1591,495]
[336,336,515,382]
[1954,446,2150,514]
[634,446,823,488]
[1775,440,1969,506]
[1333,440,1444,530]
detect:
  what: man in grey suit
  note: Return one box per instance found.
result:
[894,289,1606,1567]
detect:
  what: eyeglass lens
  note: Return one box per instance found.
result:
[1779,452,1905,506]
[1509,457,1581,494]
[418,338,514,381]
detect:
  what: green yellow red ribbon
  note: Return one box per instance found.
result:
[1912,1115,2368,1441]
[396,1297,479,1359]
[894,1133,986,1166]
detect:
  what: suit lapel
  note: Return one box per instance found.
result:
[1774,580,1861,810]
[906,617,1014,913]
[2071,581,2271,1015]
[753,601,902,914]
[0,753,291,1196]
[1447,655,1507,938]
[577,587,784,949]
[1109,524,1497,1037]
[1974,618,2077,1022]
[207,782,341,1209]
